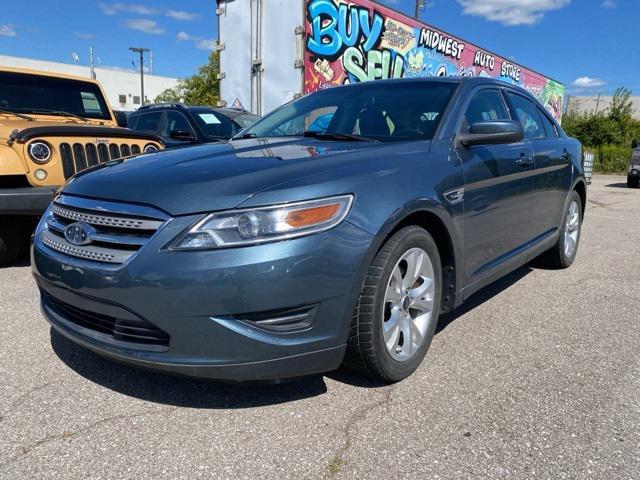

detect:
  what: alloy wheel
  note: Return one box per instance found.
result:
[382,248,436,362]
[564,200,580,259]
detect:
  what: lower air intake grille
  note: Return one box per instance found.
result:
[43,292,170,350]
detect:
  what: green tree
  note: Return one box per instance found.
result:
[154,52,220,106]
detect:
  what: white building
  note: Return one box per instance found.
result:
[567,95,640,119]
[0,54,180,111]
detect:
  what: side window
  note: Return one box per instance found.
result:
[463,89,510,132]
[127,115,139,130]
[537,107,558,138]
[162,111,194,139]
[507,93,545,140]
[135,112,163,133]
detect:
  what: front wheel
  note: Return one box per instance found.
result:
[628,176,639,188]
[344,226,442,382]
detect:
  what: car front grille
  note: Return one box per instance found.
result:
[43,291,170,350]
[42,198,166,265]
[59,142,143,179]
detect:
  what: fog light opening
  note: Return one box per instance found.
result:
[34,169,48,181]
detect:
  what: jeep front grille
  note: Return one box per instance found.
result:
[59,142,144,180]
[42,196,167,265]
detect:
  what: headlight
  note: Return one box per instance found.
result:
[144,144,159,154]
[28,142,52,164]
[171,194,354,250]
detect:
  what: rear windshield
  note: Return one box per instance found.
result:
[0,71,112,120]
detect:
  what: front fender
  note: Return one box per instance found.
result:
[0,143,28,175]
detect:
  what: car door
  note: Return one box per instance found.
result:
[160,110,198,149]
[507,91,573,240]
[456,88,535,286]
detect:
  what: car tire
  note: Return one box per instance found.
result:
[628,176,639,188]
[538,190,583,269]
[0,223,21,266]
[344,226,442,383]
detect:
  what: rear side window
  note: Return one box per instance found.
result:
[463,89,510,132]
[135,112,162,133]
[507,92,545,140]
[537,108,558,138]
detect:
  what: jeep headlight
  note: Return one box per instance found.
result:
[28,141,52,164]
[144,143,159,154]
[171,195,353,250]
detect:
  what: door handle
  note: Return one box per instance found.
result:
[517,154,534,167]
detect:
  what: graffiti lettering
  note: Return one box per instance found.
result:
[473,51,495,71]
[343,47,404,82]
[418,29,465,60]
[307,0,384,57]
[501,62,521,82]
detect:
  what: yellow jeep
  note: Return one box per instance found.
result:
[0,66,163,264]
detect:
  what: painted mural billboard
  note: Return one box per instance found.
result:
[304,0,565,120]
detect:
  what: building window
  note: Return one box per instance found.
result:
[133,96,141,105]
[118,94,127,104]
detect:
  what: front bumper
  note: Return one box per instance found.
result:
[0,186,57,216]
[32,214,372,382]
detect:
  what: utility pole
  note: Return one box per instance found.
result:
[129,47,150,105]
[89,45,96,79]
[414,0,425,19]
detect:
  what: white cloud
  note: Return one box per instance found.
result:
[166,10,201,21]
[572,76,606,89]
[99,2,159,16]
[602,0,617,7]
[177,32,216,50]
[0,24,16,37]
[122,19,165,34]
[74,32,94,40]
[457,0,570,26]
[195,38,216,51]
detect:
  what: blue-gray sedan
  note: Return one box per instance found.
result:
[32,78,587,383]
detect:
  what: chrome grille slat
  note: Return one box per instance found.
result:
[52,204,163,230]
[41,230,133,264]
[43,197,167,265]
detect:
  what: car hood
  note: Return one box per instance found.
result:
[62,137,414,216]
[0,116,112,139]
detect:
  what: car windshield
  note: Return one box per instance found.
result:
[229,112,261,128]
[190,108,241,139]
[0,71,112,120]
[239,81,457,142]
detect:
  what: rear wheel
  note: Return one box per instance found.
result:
[538,190,582,269]
[344,226,442,382]
[628,176,639,188]
[0,222,21,266]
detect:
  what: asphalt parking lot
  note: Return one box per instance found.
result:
[0,174,638,480]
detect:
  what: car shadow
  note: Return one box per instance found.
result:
[50,265,533,406]
[50,329,330,409]
[606,182,633,189]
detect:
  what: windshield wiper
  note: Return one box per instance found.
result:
[234,133,257,139]
[30,109,90,122]
[303,131,376,142]
[0,109,35,122]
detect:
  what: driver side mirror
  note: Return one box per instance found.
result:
[169,130,197,143]
[458,120,524,148]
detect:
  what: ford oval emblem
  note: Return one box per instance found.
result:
[64,222,94,246]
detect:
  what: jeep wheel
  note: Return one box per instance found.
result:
[628,176,639,188]
[344,226,442,383]
[0,223,21,266]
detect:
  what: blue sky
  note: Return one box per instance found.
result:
[0,0,637,96]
